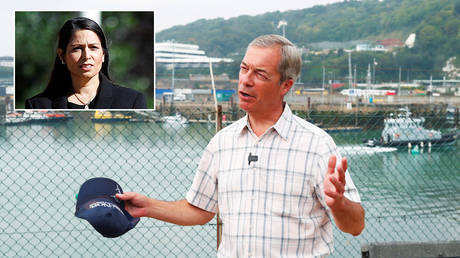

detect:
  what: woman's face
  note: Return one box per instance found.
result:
[59,29,105,81]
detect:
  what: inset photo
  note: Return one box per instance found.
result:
[15,11,154,110]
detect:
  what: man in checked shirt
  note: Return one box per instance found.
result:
[118,34,365,257]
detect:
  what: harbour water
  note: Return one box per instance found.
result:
[0,118,458,257]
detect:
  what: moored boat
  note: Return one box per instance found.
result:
[159,113,189,124]
[91,111,132,122]
[364,107,457,147]
[3,111,73,125]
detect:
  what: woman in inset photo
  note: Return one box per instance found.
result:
[25,17,147,109]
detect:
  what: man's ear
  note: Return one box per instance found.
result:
[57,48,65,64]
[280,79,294,97]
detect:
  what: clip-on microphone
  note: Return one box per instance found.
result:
[248,152,258,165]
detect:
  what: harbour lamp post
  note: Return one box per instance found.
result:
[373,58,378,85]
[277,20,288,38]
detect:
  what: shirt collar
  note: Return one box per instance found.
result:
[235,114,250,135]
[237,103,293,140]
[273,103,292,140]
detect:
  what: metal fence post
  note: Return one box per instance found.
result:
[216,104,223,250]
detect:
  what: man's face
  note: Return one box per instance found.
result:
[238,46,290,114]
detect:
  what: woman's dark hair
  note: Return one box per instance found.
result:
[44,17,111,97]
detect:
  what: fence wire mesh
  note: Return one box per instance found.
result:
[0,104,459,257]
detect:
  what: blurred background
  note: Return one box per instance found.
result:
[15,11,154,109]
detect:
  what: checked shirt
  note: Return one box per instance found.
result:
[186,104,361,257]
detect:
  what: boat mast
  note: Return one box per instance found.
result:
[367,63,372,86]
[348,51,353,90]
[170,41,176,115]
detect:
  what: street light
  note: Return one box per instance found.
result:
[277,20,288,38]
[373,58,378,85]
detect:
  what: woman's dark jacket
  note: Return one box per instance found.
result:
[25,74,147,109]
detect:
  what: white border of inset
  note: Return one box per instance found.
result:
[14,10,155,111]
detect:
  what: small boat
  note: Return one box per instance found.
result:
[41,112,73,122]
[365,107,457,147]
[323,126,362,133]
[4,112,30,125]
[91,111,131,122]
[160,113,188,124]
[3,111,73,125]
[446,104,458,123]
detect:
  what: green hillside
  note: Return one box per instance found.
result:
[157,0,458,56]
[156,0,460,83]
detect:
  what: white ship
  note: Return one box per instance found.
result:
[365,107,456,147]
[155,42,232,68]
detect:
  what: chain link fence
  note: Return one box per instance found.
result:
[0,104,459,257]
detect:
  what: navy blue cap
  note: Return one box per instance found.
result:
[75,177,140,238]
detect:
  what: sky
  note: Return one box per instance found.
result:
[1,0,342,56]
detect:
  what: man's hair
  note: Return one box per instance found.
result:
[248,34,302,84]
